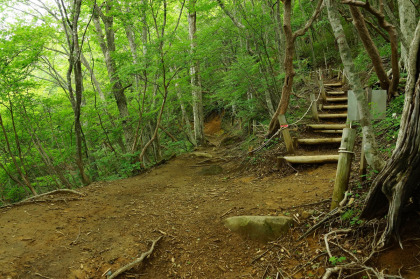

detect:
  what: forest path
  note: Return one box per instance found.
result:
[0,113,339,279]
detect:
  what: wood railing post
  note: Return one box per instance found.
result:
[278,114,294,154]
[318,69,327,102]
[331,128,356,209]
[310,93,319,122]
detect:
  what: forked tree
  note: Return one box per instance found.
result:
[266,0,324,137]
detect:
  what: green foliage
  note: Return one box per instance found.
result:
[5,186,27,203]
[0,0,399,200]
[329,256,346,266]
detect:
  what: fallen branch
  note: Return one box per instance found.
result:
[108,236,163,279]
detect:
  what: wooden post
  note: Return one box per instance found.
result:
[318,70,327,102]
[342,69,347,84]
[331,128,356,210]
[359,137,367,180]
[278,114,294,154]
[310,93,319,122]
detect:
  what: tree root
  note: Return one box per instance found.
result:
[321,228,405,279]
[107,236,163,279]
[0,189,85,209]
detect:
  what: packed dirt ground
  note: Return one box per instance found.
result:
[1,116,420,279]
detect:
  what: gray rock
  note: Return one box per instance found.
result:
[224,216,294,242]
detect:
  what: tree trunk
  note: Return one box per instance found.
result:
[176,81,196,145]
[343,0,400,99]
[93,2,133,152]
[326,0,385,172]
[61,0,91,186]
[349,6,390,91]
[188,0,205,146]
[267,0,323,137]
[81,53,106,101]
[398,0,417,69]
[361,21,420,247]
[0,113,37,195]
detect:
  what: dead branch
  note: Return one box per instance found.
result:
[107,236,163,279]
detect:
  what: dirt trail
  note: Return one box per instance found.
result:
[0,116,343,279]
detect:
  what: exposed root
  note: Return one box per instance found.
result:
[0,189,85,209]
[321,227,405,279]
[107,236,163,279]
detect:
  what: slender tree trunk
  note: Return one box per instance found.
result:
[267,0,323,137]
[343,0,400,99]
[81,53,105,101]
[188,0,205,146]
[326,0,385,172]
[349,6,390,90]
[176,82,196,145]
[0,113,37,195]
[60,0,91,185]
[93,3,133,152]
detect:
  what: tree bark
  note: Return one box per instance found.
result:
[360,20,420,247]
[326,0,385,171]
[188,0,205,146]
[398,0,417,69]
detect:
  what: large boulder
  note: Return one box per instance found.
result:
[224,216,294,242]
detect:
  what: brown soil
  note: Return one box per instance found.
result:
[1,108,419,279]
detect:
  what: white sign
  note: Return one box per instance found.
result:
[347,89,387,121]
